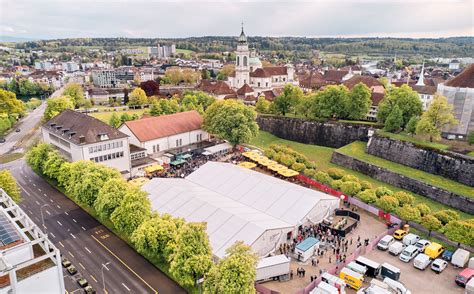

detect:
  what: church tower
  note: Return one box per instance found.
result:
[235,24,250,89]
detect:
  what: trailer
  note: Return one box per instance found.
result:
[295,237,319,262]
[310,282,339,294]
[355,256,381,277]
[381,262,401,281]
[256,255,290,282]
[452,248,470,268]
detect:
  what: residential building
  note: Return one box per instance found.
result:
[299,71,326,92]
[115,67,136,82]
[92,69,118,88]
[34,61,53,71]
[148,44,176,59]
[196,80,236,100]
[28,70,63,89]
[449,59,460,71]
[118,110,210,162]
[0,189,65,294]
[86,88,126,104]
[322,69,354,84]
[61,62,80,72]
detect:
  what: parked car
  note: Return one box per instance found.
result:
[413,253,431,270]
[399,245,419,262]
[77,277,88,288]
[402,233,420,246]
[455,268,474,287]
[61,258,71,268]
[67,265,77,275]
[442,250,454,261]
[424,242,445,260]
[84,286,96,294]
[393,229,407,240]
[15,128,20,132]
[0,137,5,143]
[414,239,431,252]
[452,248,470,268]
[431,258,448,274]
[389,241,406,256]
[377,235,395,251]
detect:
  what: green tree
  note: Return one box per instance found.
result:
[0,89,25,117]
[0,170,22,202]
[416,95,458,142]
[169,222,213,288]
[295,94,313,118]
[217,64,235,80]
[357,189,378,204]
[376,195,399,212]
[149,101,163,116]
[63,83,84,107]
[120,113,132,123]
[204,241,258,294]
[43,96,74,121]
[111,188,151,235]
[26,143,53,172]
[347,83,372,119]
[128,88,148,107]
[420,215,443,235]
[94,178,130,219]
[383,104,403,132]
[109,113,122,128]
[375,186,393,197]
[442,219,474,247]
[274,84,303,116]
[468,131,474,145]
[203,100,258,145]
[405,116,419,136]
[433,209,460,225]
[327,168,345,180]
[42,150,66,180]
[314,171,332,185]
[377,84,422,127]
[340,181,362,196]
[395,205,421,222]
[311,85,349,119]
[392,191,415,206]
[255,97,271,114]
[416,203,431,216]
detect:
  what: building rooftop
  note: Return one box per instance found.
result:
[445,64,474,88]
[342,75,383,89]
[197,80,236,95]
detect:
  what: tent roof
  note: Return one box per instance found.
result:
[142,162,337,258]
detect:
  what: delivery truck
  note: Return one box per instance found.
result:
[355,256,380,277]
[255,255,290,282]
[381,262,401,281]
[452,248,470,268]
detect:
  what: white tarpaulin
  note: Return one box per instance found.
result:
[142,162,338,259]
[203,142,233,155]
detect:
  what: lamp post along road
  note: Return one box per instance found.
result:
[40,204,50,229]
[101,262,111,293]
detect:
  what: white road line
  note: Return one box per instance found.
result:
[64,212,69,216]
[20,187,31,197]
[78,262,86,270]
[73,219,77,223]
[122,283,131,292]
[35,200,40,205]
[32,183,36,187]
[81,226,86,231]
[34,217,40,222]
[84,247,91,254]
[50,232,56,238]
[56,205,61,209]
[28,210,33,215]
[28,179,31,182]
[57,220,62,226]
[43,193,47,197]
[45,210,51,215]
[68,251,74,258]
[58,241,64,248]
[50,199,53,203]
[38,188,41,192]
[70,233,76,239]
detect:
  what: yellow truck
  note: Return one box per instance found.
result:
[339,267,364,290]
[424,242,445,259]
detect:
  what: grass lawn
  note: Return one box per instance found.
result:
[176,48,194,55]
[377,130,450,150]
[249,131,473,219]
[89,109,147,124]
[337,141,474,199]
[0,153,23,164]
[468,151,474,157]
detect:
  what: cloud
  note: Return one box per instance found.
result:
[0,0,472,39]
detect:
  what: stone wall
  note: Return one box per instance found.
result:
[256,116,372,148]
[367,134,474,187]
[330,152,474,214]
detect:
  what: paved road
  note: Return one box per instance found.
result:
[5,160,185,294]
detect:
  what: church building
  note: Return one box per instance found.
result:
[226,26,297,97]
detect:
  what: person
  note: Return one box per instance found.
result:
[311,276,314,282]
[290,269,294,279]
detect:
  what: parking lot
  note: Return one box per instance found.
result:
[353,245,465,294]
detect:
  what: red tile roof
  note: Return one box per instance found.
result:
[123,110,203,142]
[371,92,385,106]
[342,75,383,89]
[446,64,474,88]
[250,66,287,78]
[197,80,235,95]
[323,70,349,83]
[261,88,284,102]
[299,72,326,89]
[236,83,254,95]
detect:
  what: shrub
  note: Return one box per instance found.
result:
[330,180,344,190]
[314,171,332,185]
[375,186,393,198]
[442,219,474,247]
[305,161,316,169]
[376,195,399,212]
[359,180,372,191]
[327,168,345,180]
[392,191,415,206]
[280,154,296,167]
[357,189,378,204]
[303,168,316,178]
[272,152,282,162]
[395,205,421,222]
[340,181,362,196]
[341,175,359,183]
[263,148,276,159]
[416,203,431,216]
[420,215,443,232]
[291,162,305,172]
[433,210,460,225]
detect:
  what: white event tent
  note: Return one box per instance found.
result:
[141,162,339,259]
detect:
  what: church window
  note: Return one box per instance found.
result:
[266,82,268,87]
[283,78,286,81]
[237,56,240,66]
[258,82,261,87]
[243,56,248,66]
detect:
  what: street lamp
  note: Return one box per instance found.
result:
[40,204,50,230]
[101,261,111,293]
[339,195,346,210]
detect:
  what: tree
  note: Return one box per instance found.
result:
[416,95,458,142]
[376,195,399,212]
[203,100,258,145]
[128,88,148,107]
[110,188,151,235]
[433,209,460,225]
[295,94,313,118]
[255,97,270,114]
[42,150,66,180]
[377,85,422,128]
[395,205,421,222]
[109,113,122,128]
[63,83,84,107]
[314,171,332,185]
[340,181,362,196]
[94,178,130,219]
[416,203,431,216]
[204,241,258,294]
[420,215,443,235]
[405,116,419,136]
[468,131,474,145]
[375,186,393,197]
[149,101,163,116]
[346,83,372,119]
[83,99,93,111]
[169,222,213,288]
[43,96,74,121]
[357,189,377,204]
[311,85,349,119]
[442,219,474,247]
[26,143,53,172]
[217,64,235,80]
[201,69,210,80]
[0,89,25,117]
[327,168,345,180]
[182,69,200,84]
[273,84,303,116]
[165,67,183,85]
[383,104,403,132]
[0,170,22,202]
[139,80,160,97]
[392,191,415,206]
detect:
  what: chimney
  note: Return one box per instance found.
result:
[79,136,85,144]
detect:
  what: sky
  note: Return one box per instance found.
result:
[0,0,473,39]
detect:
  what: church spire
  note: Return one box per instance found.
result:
[238,21,247,44]
[416,62,425,86]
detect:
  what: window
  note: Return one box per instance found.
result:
[243,56,248,66]
[258,82,261,87]
[237,56,240,66]
[266,82,268,87]
[283,78,286,81]
[153,145,156,153]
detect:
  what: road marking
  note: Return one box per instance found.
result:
[38,188,41,192]
[78,262,85,270]
[90,275,98,283]
[56,205,61,209]
[58,241,64,248]
[68,251,74,258]
[28,179,31,182]
[21,187,31,197]
[91,235,157,294]
[43,193,47,197]
[34,217,40,222]
[64,212,69,216]
[35,200,40,205]
[122,283,131,292]
[32,183,36,187]
[45,210,51,215]
[28,209,33,215]
[84,247,91,254]
[73,219,77,223]
[50,199,53,203]
[50,232,56,238]
[81,226,86,231]
[57,220,62,226]
[69,233,76,239]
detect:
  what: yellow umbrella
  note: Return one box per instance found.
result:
[242,151,259,159]
[129,177,150,187]
[268,164,288,172]
[238,161,257,169]
[278,169,299,177]
[258,158,275,167]
[144,164,163,174]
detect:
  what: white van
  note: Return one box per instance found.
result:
[377,235,395,251]
[400,245,419,262]
[383,277,411,294]
[389,241,406,256]
[413,253,431,270]
[402,233,420,246]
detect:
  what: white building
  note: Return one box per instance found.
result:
[0,189,65,294]
[34,61,53,71]
[142,162,339,259]
[148,44,176,59]
[42,109,132,174]
[61,62,80,73]
[227,26,296,94]
[118,110,209,162]
[92,69,118,88]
